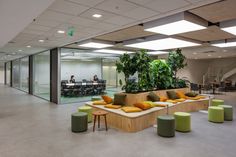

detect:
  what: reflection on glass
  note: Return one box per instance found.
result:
[33,51,50,100]
[20,57,29,92]
[6,62,11,85]
[12,59,20,88]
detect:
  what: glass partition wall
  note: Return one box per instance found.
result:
[60,48,123,104]
[6,62,11,85]
[33,51,50,100]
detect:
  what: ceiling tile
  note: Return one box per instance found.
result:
[26,24,52,32]
[125,6,159,19]
[179,26,235,42]
[37,10,74,22]
[95,0,138,15]
[93,22,118,31]
[68,16,99,27]
[104,15,136,26]
[33,19,61,27]
[128,0,190,13]
[49,0,89,16]
[65,0,106,7]
[79,8,117,21]
[189,0,236,23]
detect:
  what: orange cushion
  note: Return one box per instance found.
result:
[121,107,142,113]
[175,98,186,102]
[133,102,151,110]
[153,103,168,107]
[101,95,113,104]
[92,101,107,105]
[176,91,187,99]
[105,104,121,109]
[166,99,178,104]
[160,96,168,102]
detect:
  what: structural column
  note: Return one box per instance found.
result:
[4,62,7,85]
[50,48,60,104]
[29,55,33,95]
[10,61,12,87]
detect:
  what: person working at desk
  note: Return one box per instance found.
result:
[93,75,99,82]
[70,75,76,83]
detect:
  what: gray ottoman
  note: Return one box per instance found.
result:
[71,112,88,132]
[157,115,175,137]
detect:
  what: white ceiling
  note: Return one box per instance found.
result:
[0,0,221,62]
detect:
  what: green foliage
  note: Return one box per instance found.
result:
[150,59,173,89]
[167,49,187,88]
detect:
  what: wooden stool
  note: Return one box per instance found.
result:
[92,110,108,132]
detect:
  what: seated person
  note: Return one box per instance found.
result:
[93,75,99,82]
[69,75,76,83]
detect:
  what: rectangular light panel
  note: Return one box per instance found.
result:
[125,38,200,50]
[94,49,134,54]
[79,42,113,48]
[221,26,236,35]
[212,41,236,48]
[145,20,206,35]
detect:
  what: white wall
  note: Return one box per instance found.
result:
[61,59,102,81]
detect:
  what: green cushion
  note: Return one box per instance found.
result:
[147,92,160,102]
[157,115,175,137]
[208,106,224,123]
[91,97,101,101]
[212,99,224,106]
[71,112,88,132]
[185,92,198,97]
[166,91,179,100]
[78,106,92,123]
[174,112,191,132]
[113,94,127,106]
[218,105,233,121]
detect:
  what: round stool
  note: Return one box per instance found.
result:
[218,105,233,121]
[92,110,108,132]
[71,112,88,132]
[174,112,191,132]
[208,106,224,123]
[78,106,92,123]
[157,115,175,137]
[91,97,101,101]
[212,99,224,106]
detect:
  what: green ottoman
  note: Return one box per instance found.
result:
[208,106,224,123]
[78,106,92,123]
[157,115,175,137]
[91,97,101,101]
[212,99,224,106]
[71,112,88,132]
[218,105,233,121]
[174,112,191,132]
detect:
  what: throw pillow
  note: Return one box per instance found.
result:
[121,107,142,113]
[113,94,127,106]
[101,95,113,104]
[176,91,187,99]
[160,96,168,102]
[105,104,121,109]
[133,102,151,110]
[92,101,107,105]
[166,91,180,100]
[185,92,198,97]
[147,92,160,102]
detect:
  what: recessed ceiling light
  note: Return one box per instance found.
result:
[79,42,113,49]
[125,37,200,50]
[26,45,31,48]
[57,30,65,34]
[208,54,212,57]
[144,12,207,35]
[18,49,22,52]
[218,56,222,58]
[12,52,16,55]
[92,14,102,18]
[223,49,227,52]
[193,52,197,55]
[39,39,44,42]
[212,41,236,48]
[147,51,169,55]
[94,49,133,54]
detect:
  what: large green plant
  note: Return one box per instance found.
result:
[150,59,172,89]
[167,49,187,88]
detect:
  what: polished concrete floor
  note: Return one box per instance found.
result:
[0,85,236,157]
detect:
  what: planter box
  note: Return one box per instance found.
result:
[123,88,190,105]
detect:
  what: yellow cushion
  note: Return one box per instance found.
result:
[176,91,187,99]
[121,107,142,113]
[186,96,201,100]
[101,95,113,104]
[153,103,168,107]
[166,99,178,104]
[175,98,186,102]
[133,102,151,110]
[92,101,107,105]
[142,101,155,108]
[160,96,168,102]
[105,104,121,109]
